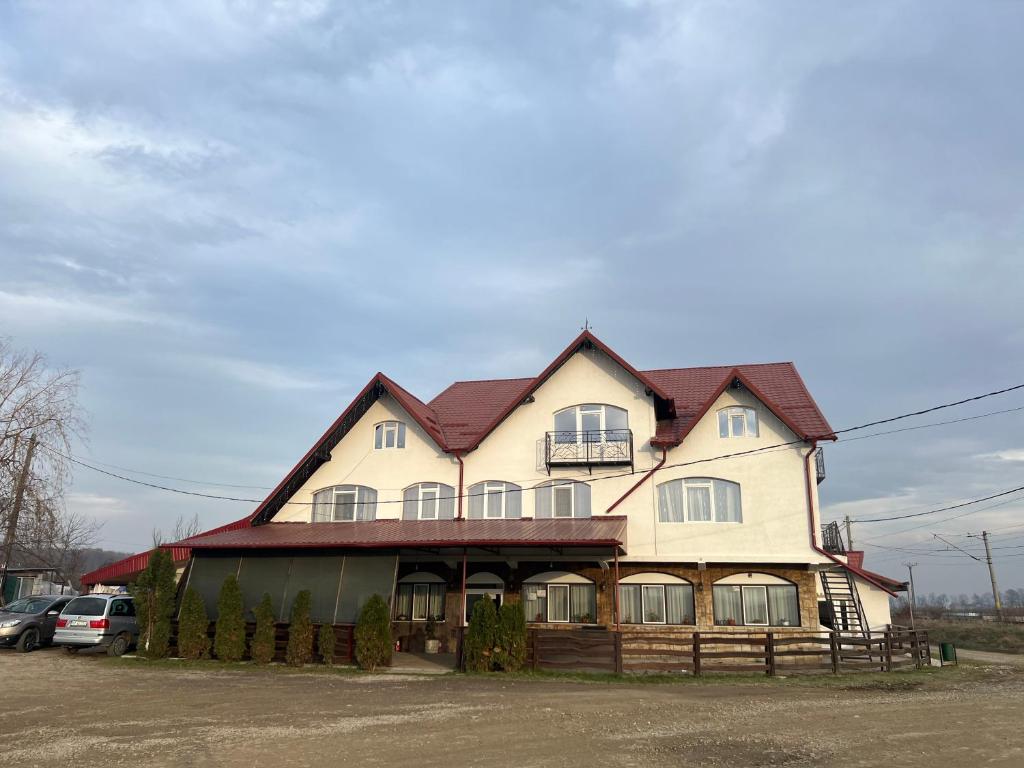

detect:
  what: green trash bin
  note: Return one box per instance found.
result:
[940,642,957,665]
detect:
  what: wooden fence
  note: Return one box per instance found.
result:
[527,628,930,676]
[169,620,355,664]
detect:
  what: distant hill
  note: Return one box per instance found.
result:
[78,547,135,577]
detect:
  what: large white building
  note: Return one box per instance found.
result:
[84,331,904,650]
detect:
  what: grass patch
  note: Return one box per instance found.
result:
[918,619,1024,654]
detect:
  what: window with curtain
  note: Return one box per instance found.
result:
[522,584,547,623]
[713,582,799,627]
[552,404,629,442]
[619,583,695,625]
[466,481,522,519]
[402,483,456,520]
[394,583,446,621]
[718,407,758,438]
[523,580,597,623]
[535,481,591,518]
[374,421,407,449]
[657,479,741,522]
[311,485,378,522]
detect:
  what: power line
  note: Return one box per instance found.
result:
[38,379,1024,508]
[849,485,1024,523]
[830,383,1024,436]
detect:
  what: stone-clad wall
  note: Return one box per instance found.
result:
[392,562,821,650]
[558,564,819,632]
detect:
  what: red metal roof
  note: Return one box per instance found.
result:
[85,333,832,584]
[179,517,628,551]
[79,516,252,587]
[644,363,835,446]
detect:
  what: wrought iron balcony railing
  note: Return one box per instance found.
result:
[821,520,846,554]
[544,429,633,473]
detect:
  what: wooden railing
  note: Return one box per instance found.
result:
[527,628,930,676]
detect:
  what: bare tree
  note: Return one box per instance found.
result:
[0,338,93,594]
[152,513,203,547]
[13,500,101,588]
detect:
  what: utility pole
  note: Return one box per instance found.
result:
[844,515,853,550]
[0,434,36,605]
[969,531,1003,622]
[902,562,918,629]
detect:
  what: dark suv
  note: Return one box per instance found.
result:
[0,594,74,652]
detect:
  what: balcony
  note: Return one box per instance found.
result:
[821,521,846,555]
[544,429,633,473]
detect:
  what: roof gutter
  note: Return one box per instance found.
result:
[454,451,465,520]
[606,447,667,514]
[803,443,897,597]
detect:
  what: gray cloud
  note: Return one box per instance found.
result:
[1,0,1022,593]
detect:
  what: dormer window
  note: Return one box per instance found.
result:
[718,407,758,438]
[374,421,406,449]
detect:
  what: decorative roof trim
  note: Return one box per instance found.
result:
[465,330,676,451]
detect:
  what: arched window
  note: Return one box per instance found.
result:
[374,421,406,449]
[467,481,522,519]
[522,572,597,624]
[311,485,377,522]
[657,478,741,523]
[394,572,446,622]
[534,480,591,519]
[718,407,758,438]
[402,483,456,520]
[712,573,800,627]
[618,573,695,625]
[553,403,628,443]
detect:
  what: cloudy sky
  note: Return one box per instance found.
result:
[1,1,1022,596]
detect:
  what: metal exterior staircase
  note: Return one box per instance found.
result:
[820,567,868,638]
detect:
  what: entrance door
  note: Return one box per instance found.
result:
[463,572,505,624]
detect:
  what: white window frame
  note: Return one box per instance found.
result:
[546,584,570,623]
[718,407,758,438]
[657,478,742,524]
[374,421,406,450]
[641,584,667,625]
[484,481,506,518]
[417,483,440,520]
[553,404,628,439]
[411,584,430,621]
[553,484,574,518]
[683,479,713,523]
[741,585,770,626]
[333,488,358,521]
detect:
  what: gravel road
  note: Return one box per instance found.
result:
[2,648,1022,768]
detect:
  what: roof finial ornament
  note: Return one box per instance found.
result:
[581,318,592,332]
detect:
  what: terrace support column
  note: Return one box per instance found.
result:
[460,549,468,628]
[613,549,621,632]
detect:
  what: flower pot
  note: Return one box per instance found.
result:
[424,638,441,654]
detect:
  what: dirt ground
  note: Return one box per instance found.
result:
[2,648,1022,768]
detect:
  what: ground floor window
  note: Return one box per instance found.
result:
[522,582,596,624]
[619,583,695,625]
[394,583,446,621]
[713,584,799,627]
